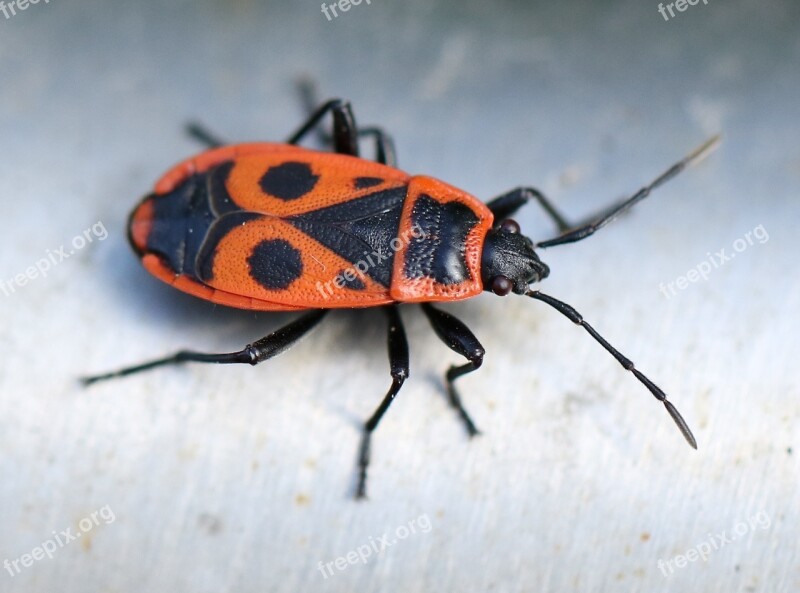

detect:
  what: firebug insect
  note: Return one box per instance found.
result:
[83,96,718,498]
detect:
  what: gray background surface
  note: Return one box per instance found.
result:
[1,0,798,591]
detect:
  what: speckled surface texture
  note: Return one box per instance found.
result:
[1,0,798,591]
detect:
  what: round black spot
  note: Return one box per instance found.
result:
[247,239,303,290]
[259,162,319,201]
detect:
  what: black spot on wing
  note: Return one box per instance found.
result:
[404,194,478,285]
[354,176,384,189]
[259,162,319,201]
[247,239,304,291]
[287,186,407,287]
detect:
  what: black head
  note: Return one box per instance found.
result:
[481,219,550,296]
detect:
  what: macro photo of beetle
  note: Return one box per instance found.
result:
[2,1,795,592]
[82,95,715,498]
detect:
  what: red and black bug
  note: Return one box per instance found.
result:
[83,95,718,498]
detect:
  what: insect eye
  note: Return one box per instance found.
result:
[491,275,514,296]
[499,219,521,234]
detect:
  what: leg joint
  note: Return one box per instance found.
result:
[322,97,347,110]
[391,369,409,383]
[469,347,485,367]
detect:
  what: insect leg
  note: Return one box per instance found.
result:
[487,187,572,232]
[184,122,227,149]
[421,304,484,437]
[356,306,409,499]
[537,135,720,249]
[296,79,396,165]
[183,117,395,166]
[286,98,359,156]
[81,310,328,385]
[357,126,397,167]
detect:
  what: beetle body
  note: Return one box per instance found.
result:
[129,144,500,310]
[87,96,715,498]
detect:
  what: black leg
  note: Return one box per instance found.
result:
[356,306,409,499]
[186,82,396,164]
[356,126,397,167]
[296,78,397,165]
[185,122,227,149]
[487,187,572,232]
[525,290,697,448]
[183,112,395,165]
[536,135,720,249]
[286,98,359,156]
[81,310,328,385]
[421,304,485,437]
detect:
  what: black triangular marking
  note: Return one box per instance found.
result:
[288,186,408,287]
[207,161,240,216]
[146,173,215,276]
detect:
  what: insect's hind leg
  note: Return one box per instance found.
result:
[421,304,485,437]
[81,310,328,385]
[356,305,409,499]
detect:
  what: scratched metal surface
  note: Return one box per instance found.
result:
[0,0,797,591]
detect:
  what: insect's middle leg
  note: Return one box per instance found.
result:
[421,304,485,437]
[356,305,409,499]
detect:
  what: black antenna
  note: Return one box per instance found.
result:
[537,135,720,249]
[526,290,697,449]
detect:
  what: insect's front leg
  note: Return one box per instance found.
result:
[421,304,485,437]
[487,187,572,232]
